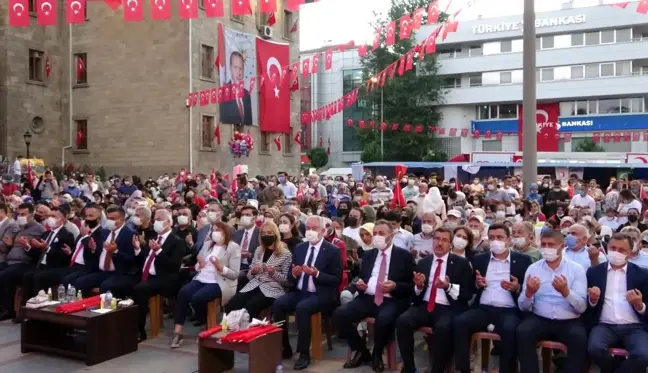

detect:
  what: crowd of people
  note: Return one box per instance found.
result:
[1,165,648,373]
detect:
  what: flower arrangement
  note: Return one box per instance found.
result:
[228,131,255,158]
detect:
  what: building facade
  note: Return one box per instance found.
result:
[0,0,302,177]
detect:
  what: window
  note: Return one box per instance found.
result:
[499,71,512,84]
[630,98,644,113]
[600,30,615,44]
[585,32,599,45]
[28,49,44,82]
[559,102,575,116]
[477,105,490,120]
[616,28,632,43]
[500,40,512,53]
[75,120,88,150]
[600,63,615,77]
[585,64,599,78]
[442,77,460,88]
[489,105,498,119]
[616,61,630,76]
[469,46,482,56]
[201,115,215,148]
[437,137,461,157]
[540,68,554,82]
[256,7,270,27]
[571,33,584,46]
[574,101,588,115]
[499,104,517,119]
[231,6,244,22]
[259,133,270,153]
[74,53,87,84]
[283,10,294,39]
[200,45,214,79]
[541,35,554,49]
[283,129,293,154]
[342,68,365,152]
[28,0,35,13]
[598,99,620,114]
[482,140,502,152]
[621,98,631,113]
[570,65,584,79]
[468,75,482,87]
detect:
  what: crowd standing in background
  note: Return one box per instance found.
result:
[2,165,648,373]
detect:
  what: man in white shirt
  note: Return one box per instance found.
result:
[586,232,648,373]
[501,176,520,216]
[598,208,622,231]
[277,172,297,199]
[11,155,22,184]
[342,207,363,245]
[570,188,596,212]
[410,211,436,261]
[385,211,413,250]
[564,223,607,270]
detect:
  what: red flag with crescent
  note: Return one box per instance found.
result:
[150,0,171,19]
[204,0,223,17]
[260,0,276,12]
[123,0,143,22]
[178,0,198,19]
[209,169,218,197]
[257,37,290,133]
[232,0,251,15]
[324,49,333,70]
[385,21,396,45]
[66,0,86,23]
[37,0,57,25]
[9,0,30,27]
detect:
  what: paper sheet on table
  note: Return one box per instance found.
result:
[90,308,114,314]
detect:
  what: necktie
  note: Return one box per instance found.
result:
[241,231,249,252]
[374,252,388,306]
[69,236,87,267]
[141,236,162,281]
[237,100,244,121]
[301,247,316,292]
[103,231,116,271]
[427,259,444,313]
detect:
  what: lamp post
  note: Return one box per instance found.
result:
[23,130,32,159]
[370,76,384,160]
[522,0,537,190]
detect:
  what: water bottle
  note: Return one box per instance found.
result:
[68,285,76,302]
[275,361,283,373]
[57,284,66,303]
[105,291,113,310]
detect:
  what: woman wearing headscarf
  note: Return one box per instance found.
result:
[341,222,374,304]
[422,186,447,221]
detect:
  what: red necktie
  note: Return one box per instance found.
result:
[374,252,388,306]
[69,237,86,267]
[241,231,249,252]
[103,232,116,271]
[141,237,162,281]
[426,258,444,312]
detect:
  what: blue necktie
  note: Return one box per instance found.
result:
[301,247,315,292]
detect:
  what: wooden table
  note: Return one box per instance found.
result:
[21,305,138,366]
[198,329,282,373]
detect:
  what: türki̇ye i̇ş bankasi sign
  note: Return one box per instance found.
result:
[472,15,586,34]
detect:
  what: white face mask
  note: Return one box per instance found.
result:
[421,224,434,235]
[452,236,468,250]
[335,229,342,237]
[471,229,481,239]
[105,219,117,231]
[207,211,222,223]
[211,231,224,244]
[177,216,189,225]
[240,216,253,227]
[46,217,58,228]
[496,211,506,219]
[511,237,526,247]
[373,235,387,250]
[131,216,142,226]
[126,208,136,216]
[305,229,320,244]
[17,216,28,226]
[542,248,559,262]
[279,224,291,233]
[153,220,166,233]
[607,250,627,266]
[489,240,507,255]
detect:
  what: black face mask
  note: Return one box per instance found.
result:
[85,219,99,229]
[628,215,639,223]
[34,214,45,223]
[261,235,276,246]
[185,198,194,205]
[346,216,358,227]
[337,208,349,217]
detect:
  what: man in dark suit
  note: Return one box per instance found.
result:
[586,232,648,373]
[219,51,252,125]
[21,205,77,303]
[335,219,415,372]
[395,226,474,373]
[61,204,105,286]
[133,209,184,342]
[232,205,260,290]
[453,223,531,373]
[74,205,138,297]
[272,215,342,370]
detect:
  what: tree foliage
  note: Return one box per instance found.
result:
[574,139,605,152]
[356,0,447,163]
[307,147,329,169]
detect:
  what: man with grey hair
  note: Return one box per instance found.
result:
[273,214,342,370]
[565,223,607,270]
[131,204,157,246]
[132,208,184,342]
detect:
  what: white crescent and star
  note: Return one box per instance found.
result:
[153,0,164,10]
[41,2,52,15]
[266,56,282,98]
[70,0,81,13]
[13,3,24,15]
[181,0,191,9]
[126,0,137,11]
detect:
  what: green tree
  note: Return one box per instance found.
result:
[307,147,329,169]
[355,0,447,162]
[574,139,605,152]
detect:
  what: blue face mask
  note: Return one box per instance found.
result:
[485,219,493,225]
[566,234,578,250]
[579,191,586,197]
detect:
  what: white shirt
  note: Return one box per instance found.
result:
[393,228,413,250]
[196,243,225,283]
[411,233,434,261]
[73,226,100,265]
[414,253,460,305]
[598,216,622,231]
[99,225,124,271]
[502,187,519,215]
[41,226,62,265]
[12,159,21,176]
[480,252,516,308]
[136,230,171,276]
[366,246,392,297]
[297,238,323,292]
[594,264,645,324]
[569,194,596,211]
[564,246,607,270]
[342,226,361,245]
[80,182,98,200]
[617,199,643,225]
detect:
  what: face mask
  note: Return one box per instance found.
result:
[207,211,221,223]
[566,234,578,250]
[131,216,142,226]
[487,185,496,191]
[376,182,385,188]
[606,216,615,221]
[268,182,275,187]
[470,229,481,239]
[485,219,493,225]
[126,208,136,216]
[34,214,45,223]
[278,177,286,183]
[511,237,526,247]
[17,216,28,226]
[240,216,253,227]
[85,219,99,229]
[579,191,586,197]
[261,235,276,246]
[421,224,434,235]
[628,215,639,223]
[446,221,458,229]
[177,216,189,226]
[305,229,320,244]
[489,240,507,255]
[211,231,224,244]
[453,236,468,250]
[542,248,559,262]
[472,200,480,207]
[46,217,58,228]
[373,235,387,250]
[496,211,506,219]
[125,181,132,186]
[407,180,415,186]
[279,223,291,233]
[153,220,166,233]
[607,250,627,266]
[105,219,117,231]
[335,229,342,237]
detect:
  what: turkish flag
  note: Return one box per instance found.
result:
[461,128,468,137]
[66,0,86,23]
[412,8,424,30]
[45,57,51,78]
[223,84,231,101]
[428,1,439,23]
[518,103,560,152]
[311,53,320,73]
[638,0,648,14]
[405,50,413,71]
[257,38,290,133]
[633,132,640,142]
[9,0,30,27]
[286,0,303,11]
[249,77,255,92]
[200,90,210,106]
[123,0,143,22]
[385,21,396,45]
[609,2,629,8]
[104,0,120,10]
[358,45,367,57]
[302,58,310,77]
[267,12,276,25]
[259,0,275,12]
[399,15,411,40]
[37,0,57,25]
[210,88,218,104]
[397,56,405,76]
[150,0,171,19]
[214,124,221,145]
[232,0,251,15]
[372,27,381,51]
[178,0,198,19]
[76,56,85,80]
[273,136,282,151]
[204,0,223,17]
[294,132,302,145]
[324,49,333,70]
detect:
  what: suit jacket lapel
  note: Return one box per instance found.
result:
[446,254,456,280]
[313,242,327,269]
[626,263,635,292]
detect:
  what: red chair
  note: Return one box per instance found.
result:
[538,341,568,373]
[346,317,398,370]
[419,327,455,373]
[470,332,507,373]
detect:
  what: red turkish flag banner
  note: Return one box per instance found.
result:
[210,88,218,104]
[358,45,367,57]
[614,133,621,142]
[204,0,223,17]
[65,0,85,23]
[214,124,221,145]
[200,90,210,106]
[412,8,424,30]
[45,57,51,78]
[472,130,480,138]
[259,0,276,12]
[223,84,231,101]
[302,58,310,77]
[397,56,405,76]
[294,132,302,145]
[461,128,468,137]
[484,130,492,139]
[518,103,560,152]
[449,128,457,137]
[399,15,411,40]
[249,77,255,92]
[633,132,640,142]
[104,0,121,10]
[379,122,387,131]
[286,0,303,11]
[496,131,503,140]
[385,21,396,45]
[232,0,251,15]
[273,136,282,151]
[267,12,276,25]
[644,132,648,142]
[438,128,446,135]
[9,0,30,27]
[623,132,631,142]
[564,133,571,142]
[427,1,439,23]
[638,0,648,13]
[359,120,366,129]
[150,0,171,19]
[257,38,290,133]
[593,133,601,143]
[373,28,381,51]
[178,0,198,18]
[76,56,85,80]
[123,0,143,22]
[405,50,413,71]
[426,32,437,54]
[76,129,84,148]
[37,0,57,25]
[609,2,629,8]
[346,119,354,127]
[324,49,333,70]
[392,123,399,131]
[311,53,320,73]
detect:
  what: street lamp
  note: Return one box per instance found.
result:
[23,130,32,159]
[370,76,384,160]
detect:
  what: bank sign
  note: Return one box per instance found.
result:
[558,114,648,132]
[472,14,586,34]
